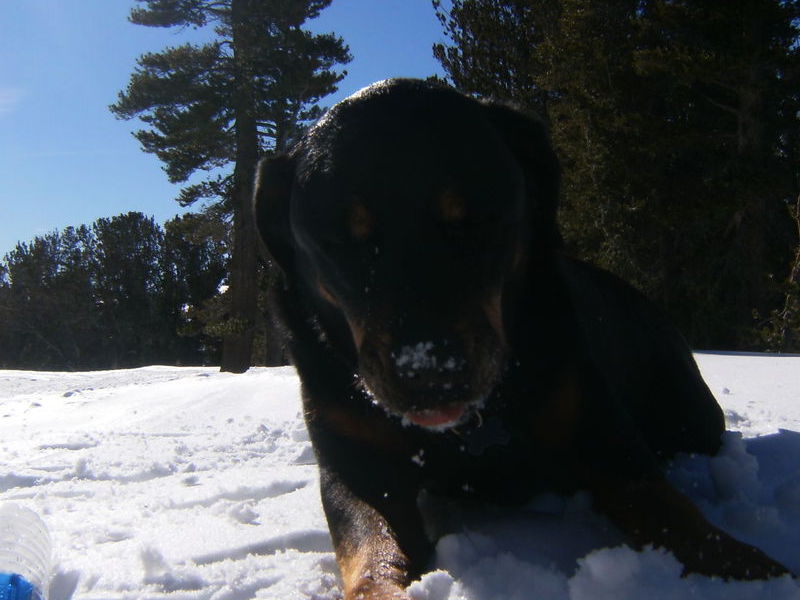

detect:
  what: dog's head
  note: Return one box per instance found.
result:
[255,79,560,430]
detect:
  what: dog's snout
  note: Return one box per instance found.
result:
[390,340,468,390]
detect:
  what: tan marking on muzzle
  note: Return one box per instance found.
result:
[318,280,366,349]
[317,280,339,306]
[348,318,366,349]
[483,292,506,347]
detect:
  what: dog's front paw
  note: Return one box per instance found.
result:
[345,578,412,600]
[681,533,791,581]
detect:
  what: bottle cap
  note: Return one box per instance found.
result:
[0,573,37,600]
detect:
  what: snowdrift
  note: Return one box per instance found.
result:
[1,354,799,599]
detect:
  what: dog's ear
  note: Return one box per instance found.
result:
[482,102,561,248]
[253,155,295,273]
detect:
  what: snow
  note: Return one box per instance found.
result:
[0,354,799,599]
[392,342,463,374]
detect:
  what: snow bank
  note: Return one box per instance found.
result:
[0,354,798,599]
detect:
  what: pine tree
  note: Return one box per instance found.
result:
[111,0,351,372]
[433,0,557,113]
[161,212,227,364]
[629,0,800,347]
[433,0,800,349]
[0,228,99,369]
[0,212,232,370]
[92,213,167,367]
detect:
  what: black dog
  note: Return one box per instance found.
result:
[254,79,789,599]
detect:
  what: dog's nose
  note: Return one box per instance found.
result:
[390,340,468,393]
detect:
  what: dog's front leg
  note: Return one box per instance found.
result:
[594,477,791,580]
[319,464,432,600]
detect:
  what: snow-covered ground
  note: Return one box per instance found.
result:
[0,354,799,599]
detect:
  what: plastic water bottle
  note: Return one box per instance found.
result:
[0,504,51,600]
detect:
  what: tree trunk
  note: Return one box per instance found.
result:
[220,0,261,373]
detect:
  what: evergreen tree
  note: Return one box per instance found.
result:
[433,0,800,349]
[0,265,10,367]
[2,234,72,369]
[161,212,227,364]
[762,194,800,351]
[0,228,98,369]
[92,213,167,367]
[111,0,351,372]
[630,0,800,347]
[433,0,557,113]
[0,212,228,370]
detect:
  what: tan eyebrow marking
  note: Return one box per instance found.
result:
[439,189,467,223]
[348,202,375,240]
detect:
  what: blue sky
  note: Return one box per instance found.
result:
[0,1,446,257]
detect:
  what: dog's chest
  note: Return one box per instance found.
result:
[411,413,553,504]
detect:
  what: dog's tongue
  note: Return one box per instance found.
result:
[405,404,466,428]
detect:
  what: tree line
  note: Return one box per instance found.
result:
[0,212,227,370]
[433,0,800,351]
[4,0,798,372]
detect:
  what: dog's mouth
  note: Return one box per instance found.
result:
[357,370,486,430]
[400,399,486,431]
[357,343,499,432]
[355,315,506,432]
